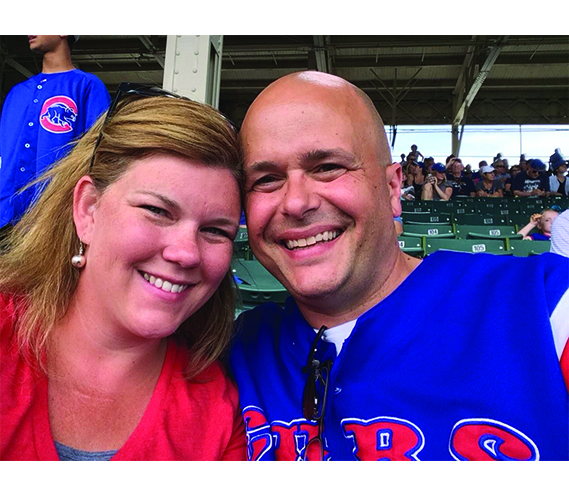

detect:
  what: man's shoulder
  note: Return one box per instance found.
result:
[426,250,567,279]
[234,302,287,341]
[65,69,107,89]
[3,76,37,102]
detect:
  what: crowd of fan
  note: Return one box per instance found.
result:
[400,146,568,201]
[398,146,569,245]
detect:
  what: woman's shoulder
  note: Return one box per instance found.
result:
[0,294,19,341]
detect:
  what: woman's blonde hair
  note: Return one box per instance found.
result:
[0,94,242,379]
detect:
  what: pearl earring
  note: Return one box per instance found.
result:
[71,241,86,268]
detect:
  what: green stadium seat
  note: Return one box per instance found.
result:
[402,224,455,238]
[508,239,551,257]
[397,236,425,257]
[401,200,428,213]
[232,258,289,305]
[453,213,509,226]
[233,228,252,259]
[454,225,519,240]
[425,238,512,256]
[402,212,452,225]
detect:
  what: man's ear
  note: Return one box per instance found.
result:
[385,162,403,217]
[73,176,100,245]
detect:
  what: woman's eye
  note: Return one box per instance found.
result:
[141,205,169,217]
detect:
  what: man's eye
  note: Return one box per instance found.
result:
[317,163,342,172]
[254,175,278,185]
[202,227,231,238]
[249,174,283,192]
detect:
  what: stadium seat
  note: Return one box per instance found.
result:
[508,239,551,257]
[425,238,512,256]
[453,213,508,226]
[231,258,289,306]
[454,225,520,240]
[402,212,452,225]
[402,224,455,238]
[233,228,252,259]
[397,235,425,257]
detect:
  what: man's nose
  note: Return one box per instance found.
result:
[281,175,320,219]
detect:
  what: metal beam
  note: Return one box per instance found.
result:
[5,57,33,78]
[138,36,165,68]
[453,36,509,127]
[163,35,224,107]
[312,35,329,73]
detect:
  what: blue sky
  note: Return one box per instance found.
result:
[387,125,569,171]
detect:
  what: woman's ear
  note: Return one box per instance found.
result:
[73,176,100,245]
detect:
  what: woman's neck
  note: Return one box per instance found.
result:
[48,294,168,390]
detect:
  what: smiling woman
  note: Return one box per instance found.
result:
[0,84,246,461]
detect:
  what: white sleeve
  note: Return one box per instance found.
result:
[551,287,569,361]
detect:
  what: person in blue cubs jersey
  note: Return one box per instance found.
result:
[229,71,569,461]
[0,35,110,232]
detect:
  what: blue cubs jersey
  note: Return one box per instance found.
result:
[230,251,569,461]
[0,69,110,227]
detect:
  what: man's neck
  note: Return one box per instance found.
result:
[296,251,422,328]
[41,49,75,74]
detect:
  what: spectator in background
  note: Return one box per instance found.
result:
[519,157,529,172]
[476,165,504,197]
[0,35,110,238]
[422,163,453,201]
[423,156,434,173]
[517,209,559,241]
[504,165,521,196]
[549,154,568,197]
[446,157,476,197]
[492,158,510,187]
[408,144,424,161]
[512,159,550,197]
[551,210,569,258]
[404,159,426,200]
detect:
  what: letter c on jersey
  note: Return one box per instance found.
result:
[449,418,539,461]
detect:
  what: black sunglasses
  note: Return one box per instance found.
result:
[88,82,189,171]
[302,325,331,461]
[88,82,237,172]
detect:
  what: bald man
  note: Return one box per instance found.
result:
[230,71,569,461]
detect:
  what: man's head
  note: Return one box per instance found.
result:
[447,157,464,177]
[493,159,506,173]
[27,35,74,55]
[527,159,546,179]
[481,165,495,180]
[240,71,402,315]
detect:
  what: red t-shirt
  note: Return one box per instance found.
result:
[0,295,246,461]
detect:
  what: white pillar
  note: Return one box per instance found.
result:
[163,35,223,108]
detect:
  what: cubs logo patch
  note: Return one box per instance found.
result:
[40,96,78,133]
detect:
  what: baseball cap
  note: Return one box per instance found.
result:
[432,163,446,173]
[550,152,566,169]
[528,159,546,171]
[481,166,495,174]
